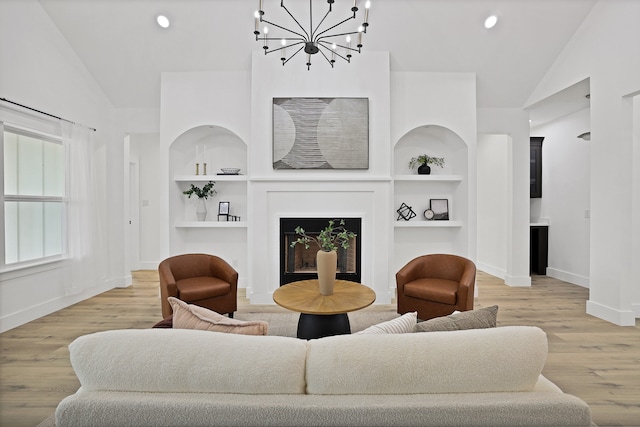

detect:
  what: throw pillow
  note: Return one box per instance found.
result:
[168,297,268,335]
[413,305,498,333]
[354,311,417,334]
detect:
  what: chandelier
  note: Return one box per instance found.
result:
[253,0,371,70]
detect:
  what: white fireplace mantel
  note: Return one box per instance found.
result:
[247,179,393,305]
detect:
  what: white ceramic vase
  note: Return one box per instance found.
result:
[196,198,207,221]
[316,249,337,296]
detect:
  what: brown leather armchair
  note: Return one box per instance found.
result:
[396,254,476,321]
[159,253,238,319]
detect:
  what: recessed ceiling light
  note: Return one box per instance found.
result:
[484,15,498,29]
[156,15,170,29]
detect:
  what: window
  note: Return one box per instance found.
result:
[2,125,65,266]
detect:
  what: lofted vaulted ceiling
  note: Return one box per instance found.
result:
[38,0,597,112]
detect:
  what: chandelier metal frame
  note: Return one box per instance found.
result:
[253,0,371,70]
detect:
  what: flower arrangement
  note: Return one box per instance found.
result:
[182,181,216,199]
[409,154,445,170]
[290,219,357,252]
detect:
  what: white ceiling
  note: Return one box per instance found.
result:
[38,0,597,112]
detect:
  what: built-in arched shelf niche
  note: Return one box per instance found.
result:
[169,125,248,227]
[393,125,467,176]
[392,124,469,258]
[169,125,247,177]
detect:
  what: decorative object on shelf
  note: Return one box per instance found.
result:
[290,219,357,296]
[195,144,208,175]
[396,203,416,221]
[220,168,241,175]
[254,0,371,70]
[424,208,435,220]
[430,199,449,220]
[273,98,369,170]
[218,201,230,221]
[183,181,217,221]
[409,154,445,175]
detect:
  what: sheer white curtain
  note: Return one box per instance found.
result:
[62,122,106,295]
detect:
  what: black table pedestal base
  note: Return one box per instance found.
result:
[297,313,351,340]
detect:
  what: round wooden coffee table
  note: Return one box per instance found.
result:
[273,279,376,339]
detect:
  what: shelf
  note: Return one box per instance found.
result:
[393,175,463,182]
[174,175,247,182]
[175,221,248,228]
[250,175,392,182]
[394,221,463,228]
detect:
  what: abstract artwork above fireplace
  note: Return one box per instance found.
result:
[272,98,369,170]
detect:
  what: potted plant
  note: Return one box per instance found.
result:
[290,219,356,295]
[409,154,445,175]
[183,181,216,221]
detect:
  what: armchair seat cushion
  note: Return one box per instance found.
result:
[404,278,458,305]
[177,277,231,302]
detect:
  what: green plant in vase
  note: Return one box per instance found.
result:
[409,154,445,175]
[290,219,357,296]
[183,181,216,221]
[290,219,356,252]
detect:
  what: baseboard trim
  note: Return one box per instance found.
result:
[0,282,114,333]
[476,262,506,280]
[546,267,589,288]
[139,261,159,270]
[504,274,531,287]
[586,300,637,326]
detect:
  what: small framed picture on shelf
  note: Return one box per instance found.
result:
[430,199,449,220]
[218,201,230,215]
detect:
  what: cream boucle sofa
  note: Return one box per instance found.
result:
[55,326,593,427]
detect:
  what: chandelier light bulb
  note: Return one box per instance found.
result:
[346,35,351,43]
[254,10,260,19]
[281,39,286,46]
[364,1,371,26]
[358,26,364,33]
[263,26,268,34]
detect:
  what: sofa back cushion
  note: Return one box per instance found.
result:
[306,326,547,395]
[69,329,307,394]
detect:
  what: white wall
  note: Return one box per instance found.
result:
[531,109,591,287]
[249,52,394,303]
[391,72,477,270]
[526,0,640,325]
[477,108,532,287]
[477,135,509,278]
[129,133,163,269]
[0,1,126,332]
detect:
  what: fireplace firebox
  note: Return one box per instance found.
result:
[280,218,361,285]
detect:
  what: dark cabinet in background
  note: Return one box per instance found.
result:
[530,137,544,198]
[530,225,548,275]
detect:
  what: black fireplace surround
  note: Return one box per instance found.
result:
[280,217,362,286]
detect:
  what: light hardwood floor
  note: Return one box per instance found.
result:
[1,271,639,427]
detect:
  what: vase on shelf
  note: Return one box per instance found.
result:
[316,250,337,296]
[196,198,207,221]
[417,164,431,175]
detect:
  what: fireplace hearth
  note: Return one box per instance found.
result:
[280,218,361,285]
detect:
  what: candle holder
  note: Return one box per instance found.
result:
[203,163,207,175]
[195,163,200,175]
